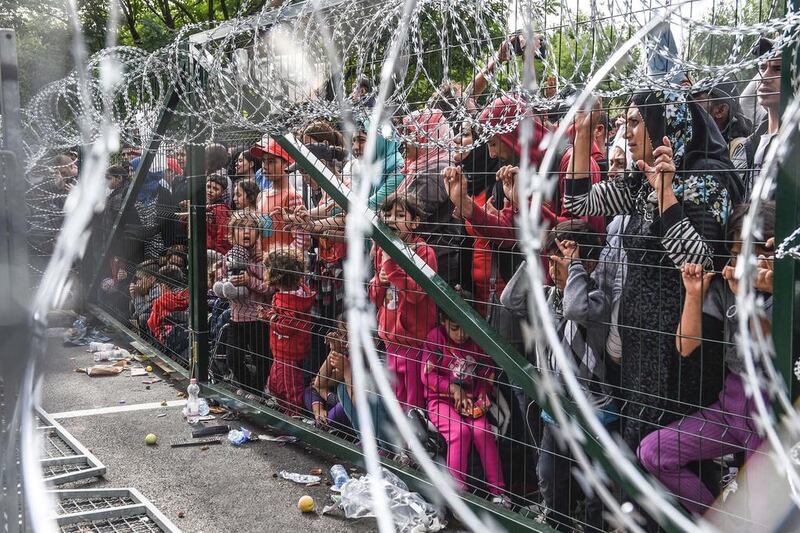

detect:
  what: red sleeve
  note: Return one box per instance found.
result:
[467,201,517,247]
[207,205,232,254]
[147,294,167,340]
[383,244,437,303]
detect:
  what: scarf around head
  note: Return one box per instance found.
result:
[628,90,743,224]
[478,95,547,167]
[400,108,454,176]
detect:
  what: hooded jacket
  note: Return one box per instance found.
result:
[270,284,316,361]
[368,238,438,347]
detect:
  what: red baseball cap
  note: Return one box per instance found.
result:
[250,135,294,164]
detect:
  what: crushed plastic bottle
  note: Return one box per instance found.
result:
[197,398,210,417]
[278,471,322,484]
[184,378,200,424]
[324,469,445,532]
[330,464,350,491]
[93,348,130,362]
[227,427,251,445]
[88,342,115,352]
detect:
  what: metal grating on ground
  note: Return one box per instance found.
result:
[58,496,137,515]
[36,406,106,485]
[50,489,181,533]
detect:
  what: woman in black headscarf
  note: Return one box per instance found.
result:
[563,90,744,450]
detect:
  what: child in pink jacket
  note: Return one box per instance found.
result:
[420,288,508,506]
[368,193,438,411]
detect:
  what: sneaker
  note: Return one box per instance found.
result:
[721,467,739,502]
[491,494,512,509]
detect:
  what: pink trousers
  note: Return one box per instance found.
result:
[386,342,424,411]
[427,399,505,495]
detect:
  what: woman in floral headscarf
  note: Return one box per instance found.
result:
[564,90,744,450]
[396,108,465,284]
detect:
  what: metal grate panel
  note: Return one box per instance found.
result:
[36,406,106,485]
[50,489,181,533]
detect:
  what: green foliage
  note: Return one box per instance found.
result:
[688,0,785,79]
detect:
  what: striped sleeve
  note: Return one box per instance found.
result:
[563,178,634,216]
[658,204,715,269]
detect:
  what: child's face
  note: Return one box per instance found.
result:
[236,153,251,175]
[443,319,469,345]
[351,132,367,158]
[206,181,224,202]
[138,272,155,291]
[234,185,246,208]
[383,203,419,241]
[262,154,286,180]
[233,225,259,248]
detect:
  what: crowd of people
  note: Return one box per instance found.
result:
[40,32,784,531]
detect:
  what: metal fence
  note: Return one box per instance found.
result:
[22,0,800,531]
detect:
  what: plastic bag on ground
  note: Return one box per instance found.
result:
[324,469,445,532]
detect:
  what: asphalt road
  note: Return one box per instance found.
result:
[39,327,382,533]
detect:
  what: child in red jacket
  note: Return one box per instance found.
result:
[368,193,437,411]
[262,250,316,415]
[147,266,189,344]
[206,173,232,254]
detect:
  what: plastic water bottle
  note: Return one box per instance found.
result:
[89,342,115,352]
[330,464,350,490]
[185,378,200,424]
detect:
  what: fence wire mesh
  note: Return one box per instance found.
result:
[15,0,800,531]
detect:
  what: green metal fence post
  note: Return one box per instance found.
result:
[274,133,689,533]
[773,16,800,404]
[186,47,209,382]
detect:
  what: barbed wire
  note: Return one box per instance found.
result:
[13,0,800,166]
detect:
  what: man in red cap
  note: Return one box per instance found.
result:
[250,135,308,255]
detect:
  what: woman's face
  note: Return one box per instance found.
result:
[236,154,252,175]
[487,135,515,163]
[404,143,419,162]
[608,146,627,178]
[624,105,651,165]
[234,184,248,208]
[351,132,367,158]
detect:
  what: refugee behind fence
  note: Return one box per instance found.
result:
[147,265,189,354]
[233,178,260,211]
[250,137,309,254]
[217,212,271,395]
[129,259,161,337]
[420,285,509,508]
[396,109,464,285]
[638,202,775,517]
[563,89,744,450]
[205,173,232,254]
[537,220,619,533]
[305,317,352,430]
[368,193,438,411]
[263,250,315,415]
